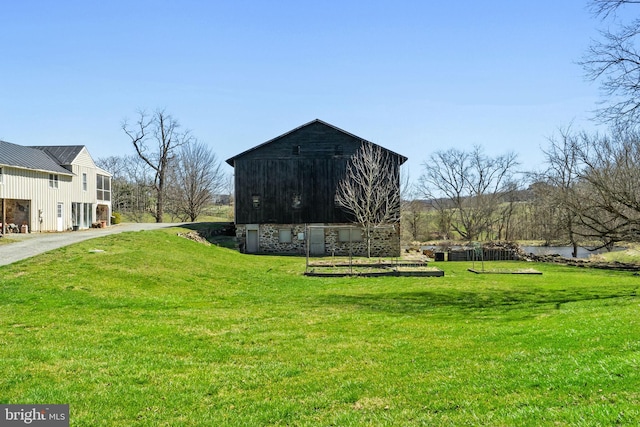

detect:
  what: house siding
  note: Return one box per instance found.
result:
[0,145,111,233]
[1,166,74,231]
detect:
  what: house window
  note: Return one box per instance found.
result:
[96,174,111,201]
[278,229,292,243]
[82,173,87,191]
[252,195,260,208]
[335,145,343,156]
[49,174,59,188]
[0,167,3,184]
[338,228,363,242]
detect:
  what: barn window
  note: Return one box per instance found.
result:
[339,228,363,242]
[252,195,261,208]
[335,145,343,156]
[292,194,301,209]
[278,229,292,243]
[292,145,301,155]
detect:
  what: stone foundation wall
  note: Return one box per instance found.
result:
[236,223,401,257]
[326,227,400,257]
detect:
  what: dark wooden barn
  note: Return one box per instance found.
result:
[225,119,408,255]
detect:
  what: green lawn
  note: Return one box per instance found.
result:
[1,227,639,426]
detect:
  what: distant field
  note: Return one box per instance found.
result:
[0,227,638,426]
[118,205,233,224]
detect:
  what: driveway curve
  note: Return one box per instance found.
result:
[0,223,187,267]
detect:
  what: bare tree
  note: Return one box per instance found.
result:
[399,168,426,242]
[95,155,128,214]
[573,128,640,248]
[539,127,584,256]
[418,146,519,241]
[582,0,640,125]
[589,0,640,18]
[539,125,640,250]
[96,154,154,221]
[335,142,402,257]
[165,141,225,222]
[122,109,192,222]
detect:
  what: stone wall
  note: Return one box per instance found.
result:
[326,226,400,257]
[236,223,401,257]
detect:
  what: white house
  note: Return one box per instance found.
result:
[0,141,112,233]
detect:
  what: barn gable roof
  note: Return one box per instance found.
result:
[0,140,74,175]
[225,119,408,166]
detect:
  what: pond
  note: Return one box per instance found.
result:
[415,245,625,259]
[520,245,624,258]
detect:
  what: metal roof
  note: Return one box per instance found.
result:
[29,145,85,165]
[0,140,73,175]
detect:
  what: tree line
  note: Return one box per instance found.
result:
[103,0,639,251]
[402,126,640,252]
[400,1,640,251]
[97,110,230,223]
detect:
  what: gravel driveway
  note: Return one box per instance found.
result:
[0,223,187,267]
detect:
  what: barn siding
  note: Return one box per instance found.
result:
[228,120,407,255]
[233,122,364,224]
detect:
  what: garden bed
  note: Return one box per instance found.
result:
[468,268,542,275]
[305,259,443,277]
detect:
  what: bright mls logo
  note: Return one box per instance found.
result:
[1,405,68,427]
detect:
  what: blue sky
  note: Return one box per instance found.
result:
[0,1,616,180]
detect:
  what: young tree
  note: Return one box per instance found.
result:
[335,142,402,257]
[122,109,192,222]
[165,141,225,222]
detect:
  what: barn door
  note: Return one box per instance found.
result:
[309,227,325,256]
[246,229,259,253]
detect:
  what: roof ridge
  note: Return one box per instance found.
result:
[225,119,407,166]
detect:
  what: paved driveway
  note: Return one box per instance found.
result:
[0,223,187,267]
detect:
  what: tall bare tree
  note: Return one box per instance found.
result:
[96,154,154,221]
[573,128,640,247]
[122,109,192,222]
[335,142,402,257]
[539,125,640,250]
[582,0,640,125]
[539,128,584,256]
[165,141,225,221]
[418,146,519,241]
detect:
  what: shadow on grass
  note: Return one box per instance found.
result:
[319,287,639,315]
[180,222,237,249]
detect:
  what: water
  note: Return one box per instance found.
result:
[520,245,623,258]
[415,245,624,259]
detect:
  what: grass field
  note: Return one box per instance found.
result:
[0,227,639,426]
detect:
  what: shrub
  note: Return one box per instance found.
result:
[111,212,122,224]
